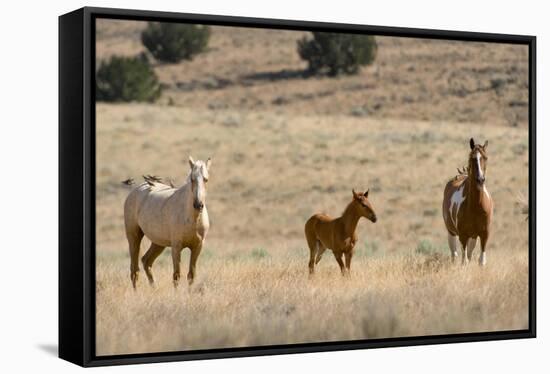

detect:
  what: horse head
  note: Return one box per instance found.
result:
[468,138,488,188]
[188,156,211,212]
[352,189,377,223]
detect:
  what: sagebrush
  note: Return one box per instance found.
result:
[298,32,377,76]
[141,22,211,63]
[96,54,161,102]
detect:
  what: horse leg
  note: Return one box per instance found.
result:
[187,243,203,286]
[447,233,458,263]
[141,243,165,286]
[333,250,346,276]
[479,233,489,266]
[126,228,144,289]
[459,236,469,265]
[344,250,353,276]
[171,243,183,288]
[466,237,477,263]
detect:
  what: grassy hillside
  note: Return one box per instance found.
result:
[95,19,529,355]
[96,105,528,355]
[97,19,529,127]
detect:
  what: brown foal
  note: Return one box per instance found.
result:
[305,189,377,275]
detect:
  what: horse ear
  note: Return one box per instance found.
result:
[188,156,195,168]
[483,140,488,149]
[206,157,212,170]
[352,189,358,199]
[470,138,475,150]
[364,189,369,197]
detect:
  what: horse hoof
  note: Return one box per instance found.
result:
[131,273,139,289]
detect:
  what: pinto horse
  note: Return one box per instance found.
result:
[443,138,493,265]
[305,189,377,275]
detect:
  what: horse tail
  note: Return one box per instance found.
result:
[305,216,320,273]
[314,242,326,264]
[305,217,317,248]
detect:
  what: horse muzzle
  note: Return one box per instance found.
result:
[193,201,204,211]
[370,215,378,223]
[477,176,485,185]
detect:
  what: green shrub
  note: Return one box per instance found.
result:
[96,54,161,102]
[141,22,210,63]
[251,248,270,259]
[297,32,377,76]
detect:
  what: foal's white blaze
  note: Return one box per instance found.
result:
[449,184,465,228]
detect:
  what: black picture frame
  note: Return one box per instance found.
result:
[59,6,536,367]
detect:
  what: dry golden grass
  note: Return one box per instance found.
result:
[95,20,529,356]
[95,105,528,356]
[97,247,528,355]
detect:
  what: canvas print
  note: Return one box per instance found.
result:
[95,18,530,356]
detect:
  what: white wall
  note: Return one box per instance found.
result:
[0,0,546,372]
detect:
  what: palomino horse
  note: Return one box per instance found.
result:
[124,156,211,288]
[305,189,377,275]
[443,138,493,265]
